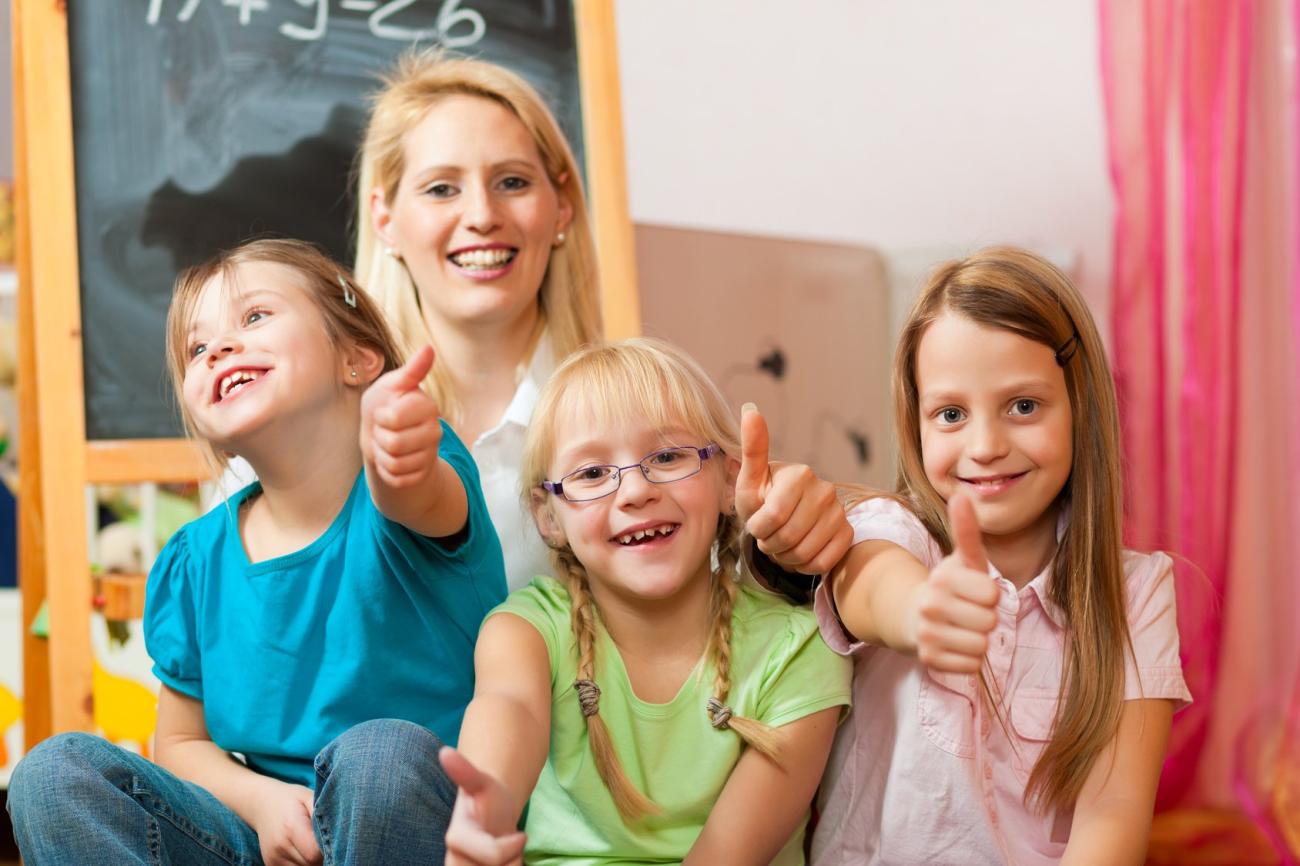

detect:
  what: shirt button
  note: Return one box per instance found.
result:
[984,764,993,780]
[999,634,1007,647]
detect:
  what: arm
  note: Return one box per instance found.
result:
[360,346,469,538]
[154,685,321,866]
[1060,699,1174,866]
[829,495,998,672]
[442,613,554,866]
[683,706,840,865]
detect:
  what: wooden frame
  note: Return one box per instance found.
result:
[13,0,637,743]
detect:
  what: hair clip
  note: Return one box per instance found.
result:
[339,275,357,308]
[1054,331,1080,366]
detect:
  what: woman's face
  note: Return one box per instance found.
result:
[372,94,573,334]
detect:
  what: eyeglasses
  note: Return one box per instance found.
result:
[541,444,721,503]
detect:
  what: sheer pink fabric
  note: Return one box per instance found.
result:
[1100,1,1300,861]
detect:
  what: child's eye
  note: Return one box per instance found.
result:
[649,449,687,466]
[574,465,615,483]
[1010,399,1039,416]
[244,308,269,326]
[188,342,207,360]
[499,175,530,192]
[938,407,965,425]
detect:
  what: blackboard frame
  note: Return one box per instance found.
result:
[14,0,638,739]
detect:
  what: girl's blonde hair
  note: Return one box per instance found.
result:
[885,246,1131,814]
[165,238,404,472]
[521,338,782,821]
[355,51,603,427]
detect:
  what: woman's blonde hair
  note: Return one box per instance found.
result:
[355,51,603,427]
[885,246,1132,815]
[165,238,404,473]
[520,338,782,821]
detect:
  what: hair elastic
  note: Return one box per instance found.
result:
[574,679,601,717]
[339,275,357,308]
[1054,331,1080,366]
[706,697,733,730]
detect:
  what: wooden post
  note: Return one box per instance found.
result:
[576,0,640,339]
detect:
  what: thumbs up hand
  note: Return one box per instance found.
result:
[907,493,1001,673]
[441,747,527,866]
[734,403,853,576]
[360,346,442,489]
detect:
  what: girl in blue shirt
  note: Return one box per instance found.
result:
[8,239,507,866]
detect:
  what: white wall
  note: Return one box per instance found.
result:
[614,0,1114,322]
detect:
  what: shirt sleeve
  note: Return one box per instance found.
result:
[1123,551,1193,709]
[489,578,570,689]
[813,496,937,657]
[143,529,203,700]
[755,609,853,728]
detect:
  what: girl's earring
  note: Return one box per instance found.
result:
[350,369,359,379]
[553,231,566,248]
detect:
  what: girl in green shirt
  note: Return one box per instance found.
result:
[440,338,853,866]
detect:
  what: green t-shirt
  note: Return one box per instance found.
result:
[494,577,853,866]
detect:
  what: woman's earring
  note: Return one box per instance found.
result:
[350,369,359,379]
[384,246,402,261]
[553,231,567,248]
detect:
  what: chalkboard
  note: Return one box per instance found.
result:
[68,1,586,440]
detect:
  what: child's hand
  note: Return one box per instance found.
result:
[360,346,442,489]
[249,778,321,866]
[441,747,527,866]
[734,403,852,575]
[908,493,1000,673]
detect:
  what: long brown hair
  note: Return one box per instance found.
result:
[355,50,603,427]
[521,338,783,821]
[165,238,404,473]
[891,247,1131,814]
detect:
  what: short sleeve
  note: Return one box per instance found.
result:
[755,610,853,728]
[813,497,938,657]
[1123,551,1193,709]
[489,578,571,686]
[143,529,203,700]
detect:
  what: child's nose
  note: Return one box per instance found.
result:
[205,334,242,366]
[967,417,1010,461]
[614,466,659,507]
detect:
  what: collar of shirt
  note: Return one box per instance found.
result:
[984,505,1072,629]
[473,331,556,450]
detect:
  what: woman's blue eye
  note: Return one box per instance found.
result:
[426,182,457,198]
[1011,399,1038,416]
[939,407,964,424]
[499,176,529,191]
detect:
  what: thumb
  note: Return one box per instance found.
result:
[440,746,490,797]
[736,403,770,503]
[390,345,435,392]
[947,492,988,573]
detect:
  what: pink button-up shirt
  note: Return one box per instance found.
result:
[811,498,1191,866]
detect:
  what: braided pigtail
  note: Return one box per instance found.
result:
[555,547,661,821]
[704,514,784,761]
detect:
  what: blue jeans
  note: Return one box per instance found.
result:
[6,719,456,865]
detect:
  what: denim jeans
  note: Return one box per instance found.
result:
[6,718,456,865]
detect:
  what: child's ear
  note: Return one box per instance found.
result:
[530,488,567,548]
[721,454,741,514]
[342,344,385,387]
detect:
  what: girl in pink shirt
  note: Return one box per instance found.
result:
[812,247,1190,865]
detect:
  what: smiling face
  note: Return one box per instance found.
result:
[180,261,348,453]
[916,312,1074,547]
[371,94,573,335]
[536,408,736,608]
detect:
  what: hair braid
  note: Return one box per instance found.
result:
[705,514,784,761]
[554,547,660,821]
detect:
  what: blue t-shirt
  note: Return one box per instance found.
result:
[144,423,507,787]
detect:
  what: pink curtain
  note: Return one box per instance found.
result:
[1101,1,1300,862]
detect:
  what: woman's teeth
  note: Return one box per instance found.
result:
[450,248,517,269]
[616,525,677,545]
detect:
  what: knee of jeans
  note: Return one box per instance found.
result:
[8,733,128,821]
[315,718,444,784]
